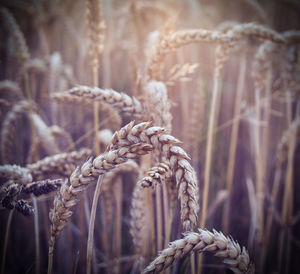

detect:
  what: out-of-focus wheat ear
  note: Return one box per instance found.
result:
[226,23,285,44]
[144,81,172,133]
[130,181,151,273]
[51,94,122,132]
[146,29,230,80]
[0,165,32,186]
[86,0,105,155]
[22,179,63,196]
[1,183,22,210]
[85,0,105,70]
[188,78,204,166]
[143,229,254,274]
[0,7,30,65]
[1,101,30,164]
[0,80,23,102]
[252,41,276,93]
[27,148,92,180]
[57,85,147,120]
[15,199,34,216]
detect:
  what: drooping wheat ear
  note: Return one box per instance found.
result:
[53,85,146,120]
[130,181,150,272]
[27,148,92,180]
[102,161,139,224]
[145,81,172,133]
[0,182,34,216]
[282,30,300,44]
[22,179,62,196]
[147,29,230,80]
[276,118,300,167]
[0,165,32,186]
[282,31,300,94]
[0,80,23,101]
[252,41,276,92]
[48,169,86,254]
[143,229,254,274]
[52,93,122,130]
[226,23,285,44]
[86,0,105,68]
[21,58,47,75]
[282,44,296,93]
[139,161,171,188]
[1,101,30,164]
[0,7,30,65]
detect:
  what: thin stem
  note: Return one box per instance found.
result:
[33,197,40,274]
[1,210,14,274]
[93,63,100,156]
[86,175,104,274]
[198,63,223,274]
[112,176,122,273]
[222,54,246,233]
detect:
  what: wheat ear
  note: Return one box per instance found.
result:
[1,101,30,164]
[52,85,145,120]
[143,229,254,274]
[27,148,91,180]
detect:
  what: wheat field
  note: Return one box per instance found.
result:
[0,0,299,273]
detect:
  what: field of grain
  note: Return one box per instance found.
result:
[0,0,299,273]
